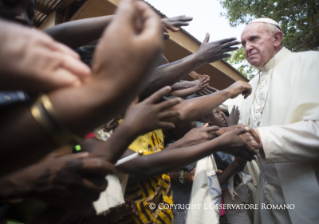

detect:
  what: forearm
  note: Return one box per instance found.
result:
[140,53,204,98]
[217,162,242,186]
[171,81,195,91]
[44,16,114,49]
[257,120,319,163]
[89,121,140,164]
[117,139,221,177]
[170,86,199,98]
[170,90,230,124]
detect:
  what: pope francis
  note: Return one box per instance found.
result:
[229,18,319,224]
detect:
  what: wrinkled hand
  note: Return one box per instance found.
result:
[0,20,91,91]
[178,123,219,147]
[124,86,181,135]
[224,80,252,99]
[196,33,240,63]
[224,105,240,126]
[0,153,113,210]
[216,128,257,161]
[161,15,193,33]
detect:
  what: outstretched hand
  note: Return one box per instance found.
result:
[224,80,252,99]
[161,15,193,33]
[177,123,219,147]
[124,86,181,135]
[217,128,257,161]
[196,33,240,63]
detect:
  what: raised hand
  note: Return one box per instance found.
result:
[92,0,163,101]
[0,153,113,210]
[195,75,210,91]
[195,33,240,63]
[224,80,252,99]
[224,105,240,126]
[0,19,91,91]
[124,86,181,135]
[161,15,193,33]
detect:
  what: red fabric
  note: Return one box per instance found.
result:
[219,198,225,216]
[84,132,95,139]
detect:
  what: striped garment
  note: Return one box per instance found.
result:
[113,129,174,224]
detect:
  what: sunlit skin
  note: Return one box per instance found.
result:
[241,22,283,68]
[0,0,35,27]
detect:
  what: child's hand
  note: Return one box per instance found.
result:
[124,86,181,135]
[224,105,240,126]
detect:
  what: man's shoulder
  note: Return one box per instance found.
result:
[291,50,319,61]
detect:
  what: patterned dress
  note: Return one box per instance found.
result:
[114,129,174,224]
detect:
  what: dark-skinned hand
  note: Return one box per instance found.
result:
[212,124,260,151]
[224,80,252,99]
[216,128,257,161]
[0,153,113,210]
[161,15,193,32]
[177,123,219,147]
[224,105,240,126]
[124,86,181,135]
[195,33,240,63]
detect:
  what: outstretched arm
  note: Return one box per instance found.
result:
[170,81,252,124]
[0,0,162,176]
[117,128,256,177]
[140,34,240,98]
[44,16,114,49]
[45,15,193,49]
[170,75,210,98]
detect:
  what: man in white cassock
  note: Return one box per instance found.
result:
[228,18,319,224]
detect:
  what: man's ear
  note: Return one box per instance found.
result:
[274,31,283,47]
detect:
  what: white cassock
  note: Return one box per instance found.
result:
[228,47,319,224]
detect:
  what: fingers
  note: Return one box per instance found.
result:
[203,33,210,43]
[135,1,162,40]
[157,121,176,129]
[158,110,180,120]
[173,15,193,22]
[217,37,237,44]
[156,97,182,111]
[60,53,91,77]
[145,86,172,103]
[64,152,89,160]
[80,158,114,176]
[48,41,80,59]
[204,125,219,132]
[112,0,137,34]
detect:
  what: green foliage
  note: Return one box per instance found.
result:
[219,0,319,51]
[225,47,258,80]
[220,0,319,79]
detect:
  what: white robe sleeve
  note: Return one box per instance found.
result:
[257,120,319,163]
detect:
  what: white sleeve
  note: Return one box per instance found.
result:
[257,120,319,163]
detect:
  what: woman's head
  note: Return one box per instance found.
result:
[203,107,227,127]
[0,0,36,27]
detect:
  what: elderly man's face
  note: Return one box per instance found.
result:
[241,23,277,68]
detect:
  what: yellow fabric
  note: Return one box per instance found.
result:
[122,129,173,224]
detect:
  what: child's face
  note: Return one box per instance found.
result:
[0,0,35,27]
[204,107,227,127]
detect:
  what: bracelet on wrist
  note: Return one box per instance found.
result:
[31,94,82,146]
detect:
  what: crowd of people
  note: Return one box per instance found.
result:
[0,0,318,224]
